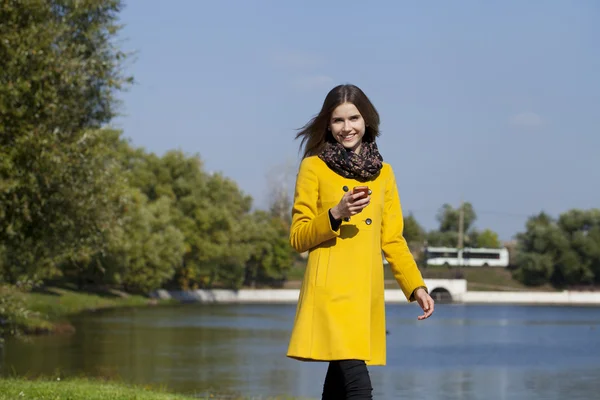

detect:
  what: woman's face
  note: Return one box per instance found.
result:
[329,102,366,154]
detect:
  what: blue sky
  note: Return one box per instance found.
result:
[113,0,599,241]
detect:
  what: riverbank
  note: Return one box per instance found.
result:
[0,378,307,400]
[462,290,600,305]
[151,288,600,306]
[1,285,172,338]
[0,378,195,400]
[4,282,598,341]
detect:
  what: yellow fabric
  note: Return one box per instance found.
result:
[286,156,426,366]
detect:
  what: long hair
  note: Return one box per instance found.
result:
[295,84,381,159]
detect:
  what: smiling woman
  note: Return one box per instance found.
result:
[288,84,435,399]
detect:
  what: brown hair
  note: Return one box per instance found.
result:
[295,84,381,158]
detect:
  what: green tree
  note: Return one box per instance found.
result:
[436,203,477,233]
[0,0,131,283]
[555,209,600,285]
[427,202,501,250]
[122,149,255,289]
[426,203,477,247]
[470,229,501,248]
[513,252,554,286]
[426,231,458,247]
[513,210,600,287]
[243,211,294,287]
[100,190,186,293]
[403,213,425,245]
[1,129,128,284]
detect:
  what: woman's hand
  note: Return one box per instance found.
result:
[414,288,435,320]
[330,190,370,220]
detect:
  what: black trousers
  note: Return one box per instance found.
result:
[322,359,373,400]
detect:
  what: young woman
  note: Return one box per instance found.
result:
[286,84,435,399]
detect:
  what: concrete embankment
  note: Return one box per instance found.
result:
[462,290,600,305]
[152,289,600,306]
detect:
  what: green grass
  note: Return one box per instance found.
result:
[288,259,550,292]
[5,284,174,336]
[0,377,193,400]
[0,377,309,400]
[380,265,555,291]
[417,266,556,291]
[25,286,153,321]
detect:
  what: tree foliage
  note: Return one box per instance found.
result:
[0,0,131,283]
[0,0,295,301]
[403,213,425,245]
[513,210,600,288]
[470,229,501,248]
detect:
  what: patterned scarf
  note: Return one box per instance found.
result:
[318,141,383,182]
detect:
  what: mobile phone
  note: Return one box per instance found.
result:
[353,186,369,199]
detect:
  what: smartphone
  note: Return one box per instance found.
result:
[353,186,369,199]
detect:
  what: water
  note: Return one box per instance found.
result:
[2,303,600,399]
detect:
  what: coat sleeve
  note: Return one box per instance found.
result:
[381,166,427,301]
[289,158,340,253]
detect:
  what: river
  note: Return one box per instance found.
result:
[2,303,600,399]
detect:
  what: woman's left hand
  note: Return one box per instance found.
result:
[414,288,435,320]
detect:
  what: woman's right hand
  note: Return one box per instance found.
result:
[330,191,370,220]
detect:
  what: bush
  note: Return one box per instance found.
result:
[0,284,31,339]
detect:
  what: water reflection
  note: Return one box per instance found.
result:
[2,303,600,399]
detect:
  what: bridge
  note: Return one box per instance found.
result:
[385,279,467,303]
[153,279,467,304]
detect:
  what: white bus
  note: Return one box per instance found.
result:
[425,246,510,268]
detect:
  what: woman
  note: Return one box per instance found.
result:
[287,84,435,399]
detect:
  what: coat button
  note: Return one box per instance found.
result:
[365,218,372,225]
[342,185,349,192]
[343,217,350,222]
[368,189,372,195]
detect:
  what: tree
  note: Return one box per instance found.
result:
[436,203,477,233]
[426,230,459,247]
[0,1,131,283]
[426,202,478,247]
[470,229,501,248]
[98,190,186,293]
[513,252,554,286]
[428,202,501,250]
[0,129,128,284]
[513,210,600,287]
[403,213,425,245]
[123,149,255,289]
[243,211,294,288]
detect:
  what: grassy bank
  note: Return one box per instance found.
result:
[285,262,555,292]
[2,284,171,337]
[0,378,194,400]
[417,266,556,291]
[0,378,307,400]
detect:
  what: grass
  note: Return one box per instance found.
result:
[0,377,309,400]
[0,377,193,400]
[25,285,153,320]
[287,260,552,292]
[416,266,556,291]
[5,284,174,336]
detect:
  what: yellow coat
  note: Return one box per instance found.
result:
[286,156,426,366]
